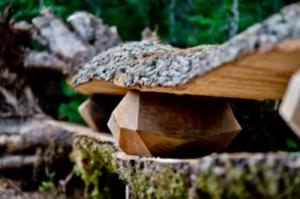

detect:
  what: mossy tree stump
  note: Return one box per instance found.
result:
[73,132,300,199]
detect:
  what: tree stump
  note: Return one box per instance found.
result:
[73,132,300,199]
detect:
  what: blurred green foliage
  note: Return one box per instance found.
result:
[1,0,297,46]
[58,80,87,124]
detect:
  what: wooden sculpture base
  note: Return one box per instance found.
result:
[108,91,241,157]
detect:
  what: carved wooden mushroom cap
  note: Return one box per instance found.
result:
[107,91,241,157]
[72,3,300,100]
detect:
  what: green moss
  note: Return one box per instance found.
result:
[74,138,300,199]
[118,165,188,199]
[73,137,118,199]
[196,160,300,199]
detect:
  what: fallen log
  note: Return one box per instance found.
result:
[73,3,300,100]
[73,132,300,199]
[108,91,241,157]
[280,70,300,137]
[0,116,97,154]
[22,8,121,76]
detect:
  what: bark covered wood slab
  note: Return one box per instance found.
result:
[73,3,300,100]
[73,133,300,199]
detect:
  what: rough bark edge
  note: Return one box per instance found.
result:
[73,133,300,199]
[73,3,300,88]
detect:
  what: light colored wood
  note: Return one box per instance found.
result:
[74,47,300,100]
[107,91,241,157]
[280,70,300,137]
[79,98,108,131]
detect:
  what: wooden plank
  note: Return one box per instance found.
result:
[280,70,300,137]
[72,3,300,100]
[74,47,300,100]
[107,91,241,157]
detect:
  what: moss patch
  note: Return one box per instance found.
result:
[195,155,300,199]
[73,136,122,198]
[118,164,188,199]
[73,136,300,199]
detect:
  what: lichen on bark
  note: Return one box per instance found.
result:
[73,134,300,199]
[73,3,300,89]
[72,134,123,198]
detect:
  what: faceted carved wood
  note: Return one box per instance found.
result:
[280,70,300,137]
[79,98,108,131]
[108,91,241,157]
[79,95,121,131]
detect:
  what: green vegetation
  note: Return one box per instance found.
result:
[39,181,56,191]
[58,80,87,124]
[1,0,297,46]
[73,137,119,198]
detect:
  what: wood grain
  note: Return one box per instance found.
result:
[107,91,241,157]
[74,47,300,100]
[280,70,300,137]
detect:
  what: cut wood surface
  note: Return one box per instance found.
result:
[73,3,300,100]
[73,132,300,199]
[280,70,300,137]
[108,91,241,157]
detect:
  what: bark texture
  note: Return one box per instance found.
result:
[0,8,111,172]
[73,3,300,88]
[22,8,121,76]
[73,133,300,199]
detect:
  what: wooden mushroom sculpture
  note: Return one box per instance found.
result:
[72,3,300,156]
[108,91,240,157]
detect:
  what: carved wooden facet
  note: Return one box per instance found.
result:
[108,91,241,157]
[280,70,300,137]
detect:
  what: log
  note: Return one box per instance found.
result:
[24,51,69,74]
[23,8,121,76]
[0,116,97,155]
[108,91,241,157]
[280,70,300,137]
[0,155,37,171]
[67,11,121,54]
[73,132,300,199]
[72,3,300,100]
